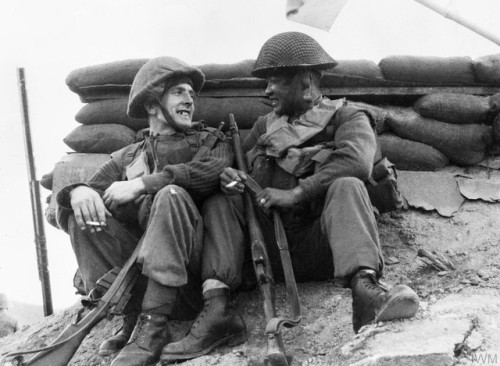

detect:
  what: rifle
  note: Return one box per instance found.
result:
[0,121,226,366]
[0,240,142,366]
[228,114,301,366]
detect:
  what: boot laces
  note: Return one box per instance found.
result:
[191,300,210,331]
[129,314,151,344]
[360,271,386,293]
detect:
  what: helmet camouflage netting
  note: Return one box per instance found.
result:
[252,32,337,78]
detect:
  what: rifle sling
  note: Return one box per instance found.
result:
[242,177,302,335]
[0,241,144,366]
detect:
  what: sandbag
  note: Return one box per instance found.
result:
[67,59,257,100]
[346,101,390,134]
[66,59,149,94]
[78,89,131,103]
[379,55,476,85]
[328,59,384,79]
[40,171,54,190]
[413,93,492,125]
[386,107,492,166]
[493,114,500,144]
[63,124,136,154]
[193,97,273,130]
[76,99,148,131]
[473,54,500,85]
[378,133,449,171]
[199,59,255,80]
[46,153,110,228]
[489,93,500,113]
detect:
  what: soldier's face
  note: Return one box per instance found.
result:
[265,73,310,117]
[158,83,195,132]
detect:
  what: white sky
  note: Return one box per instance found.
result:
[1,0,500,311]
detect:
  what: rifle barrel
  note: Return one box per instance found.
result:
[17,67,53,316]
[229,114,289,366]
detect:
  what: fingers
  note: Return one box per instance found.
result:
[256,191,272,209]
[79,204,97,233]
[72,208,87,231]
[221,168,246,194]
[94,200,108,231]
[71,188,107,233]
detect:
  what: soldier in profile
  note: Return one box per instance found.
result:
[0,293,19,338]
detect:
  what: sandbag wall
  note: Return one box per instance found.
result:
[42,54,500,228]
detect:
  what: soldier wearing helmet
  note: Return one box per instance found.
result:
[0,293,18,338]
[56,56,246,366]
[165,32,420,358]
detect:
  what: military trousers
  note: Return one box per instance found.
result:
[203,177,384,285]
[68,184,242,318]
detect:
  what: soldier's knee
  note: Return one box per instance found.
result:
[155,185,189,203]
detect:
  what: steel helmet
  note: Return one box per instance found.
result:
[252,32,337,78]
[128,56,205,118]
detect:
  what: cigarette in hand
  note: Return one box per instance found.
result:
[86,221,101,226]
[225,181,238,188]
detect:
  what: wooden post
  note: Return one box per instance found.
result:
[17,67,54,316]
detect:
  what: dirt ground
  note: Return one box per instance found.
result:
[1,198,499,366]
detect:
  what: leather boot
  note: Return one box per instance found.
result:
[160,288,247,363]
[100,279,146,357]
[99,312,139,356]
[110,312,170,366]
[350,269,419,333]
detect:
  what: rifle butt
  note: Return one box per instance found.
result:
[265,334,290,366]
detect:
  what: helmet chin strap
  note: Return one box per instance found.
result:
[154,97,191,133]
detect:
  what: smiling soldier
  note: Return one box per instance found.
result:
[55,56,245,366]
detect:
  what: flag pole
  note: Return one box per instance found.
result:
[17,67,54,316]
[413,0,500,47]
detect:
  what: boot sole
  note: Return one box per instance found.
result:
[98,348,121,357]
[160,329,248,364]
[375,285,420,323]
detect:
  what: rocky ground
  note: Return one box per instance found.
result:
[1,198,500,366]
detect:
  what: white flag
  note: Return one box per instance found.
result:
[286,0,349,31]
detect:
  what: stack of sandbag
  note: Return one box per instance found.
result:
[43,54,500,228]
[377,93,497,170]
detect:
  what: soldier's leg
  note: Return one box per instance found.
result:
[112,185,204,366]
[321,177,418,333]
[321,176,383,280]
[67,215,140,294]
[161,193,247,363]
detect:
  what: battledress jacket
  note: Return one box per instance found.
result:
[56,126,232,233]
[241,98,378,221]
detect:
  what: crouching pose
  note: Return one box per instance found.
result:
[56,56,247,366]
[166,34,420,360]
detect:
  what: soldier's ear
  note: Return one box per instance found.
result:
[144,101,159,116]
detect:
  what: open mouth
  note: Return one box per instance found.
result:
[177,110,191,117]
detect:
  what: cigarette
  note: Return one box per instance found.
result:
[86,221,101,226]
[225,181,238,188]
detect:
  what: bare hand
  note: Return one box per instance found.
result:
[220,167,247,195]
[103,178,146,211]
[70,186,111,233]
[256,186,305,210]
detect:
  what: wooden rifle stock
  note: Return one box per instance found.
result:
[228,114,290,366]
